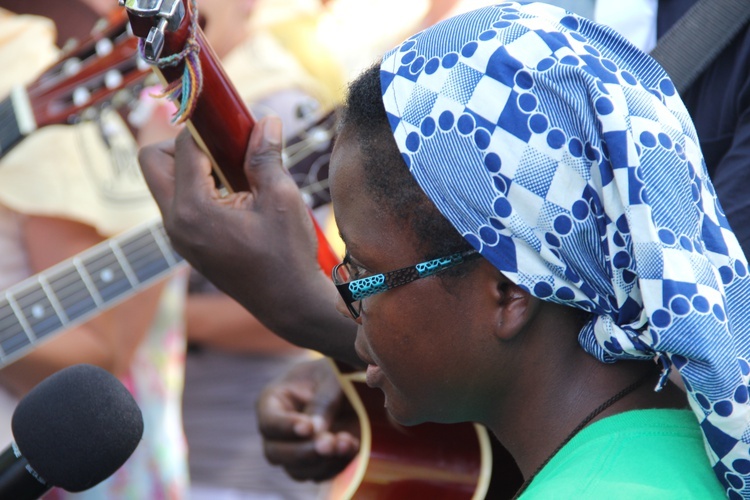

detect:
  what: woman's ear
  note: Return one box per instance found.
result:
[493,276,539,341]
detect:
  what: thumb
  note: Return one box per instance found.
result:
[305,368,347,434]
[243,115,287,193]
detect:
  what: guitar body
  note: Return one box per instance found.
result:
[330,361,492,499]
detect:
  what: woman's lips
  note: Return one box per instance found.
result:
[355,345,384,388]
[365,364,384,388]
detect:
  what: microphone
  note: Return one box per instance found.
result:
[0,364,144,499]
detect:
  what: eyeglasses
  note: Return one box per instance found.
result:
[332,249,480,319]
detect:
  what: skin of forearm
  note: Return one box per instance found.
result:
[220,271,361,367]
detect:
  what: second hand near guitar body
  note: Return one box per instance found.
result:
[122,0,494,498]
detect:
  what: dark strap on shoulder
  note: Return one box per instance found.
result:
[649,0,750,93]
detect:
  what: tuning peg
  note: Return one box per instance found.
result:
[72,87,92,107]
[104,70,125,90]
[62,58,83,76]
[95,38,115,57]
[120,0,186,61]
[142,18,168,62]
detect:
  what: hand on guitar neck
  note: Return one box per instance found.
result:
[139,123,360,367]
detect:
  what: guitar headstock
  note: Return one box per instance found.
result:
[25,9,151,128]
[120,0,257,193]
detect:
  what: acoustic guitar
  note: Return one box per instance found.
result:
[0,9,150,159]
[120,1,494,497]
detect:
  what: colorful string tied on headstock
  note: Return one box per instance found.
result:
[138,0,203,124]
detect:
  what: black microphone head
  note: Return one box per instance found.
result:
[11,364,144,492]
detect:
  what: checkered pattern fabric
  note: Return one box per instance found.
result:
[380,3,750,498]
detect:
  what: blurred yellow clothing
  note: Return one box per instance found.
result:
[0,8,160,237]
[255,0,434,108]
[0,8,57,94]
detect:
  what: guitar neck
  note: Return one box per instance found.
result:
[126,5,340,273]
[154,24,255,192]
[0,220,184,367]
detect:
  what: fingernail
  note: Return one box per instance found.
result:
[314,434,334,455]
[310,415,325,434]
[293,420,310,436]
[264,116,282,146]
[250,119,264,150]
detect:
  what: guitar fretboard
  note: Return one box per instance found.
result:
[0,95,24,158]
[0,220,184,367]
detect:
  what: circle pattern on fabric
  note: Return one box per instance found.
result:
[379,4,750,497]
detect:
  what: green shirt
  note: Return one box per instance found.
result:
[521,409,725,499]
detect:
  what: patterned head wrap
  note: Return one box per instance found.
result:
[380,3,750,497]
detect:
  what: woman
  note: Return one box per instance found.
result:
[139,3,746,497]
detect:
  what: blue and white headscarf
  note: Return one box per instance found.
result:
[380,3,750,498]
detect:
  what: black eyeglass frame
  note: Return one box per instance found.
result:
[331,249,480,319]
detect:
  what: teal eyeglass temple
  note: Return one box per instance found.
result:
[332,249,481,319]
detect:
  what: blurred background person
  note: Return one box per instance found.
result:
[0,1,190,498]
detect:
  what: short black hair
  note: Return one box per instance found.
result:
[340,63,472,260]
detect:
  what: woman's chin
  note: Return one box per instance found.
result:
[381,393,427,427]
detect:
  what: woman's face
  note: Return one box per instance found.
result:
[329,127,502,426]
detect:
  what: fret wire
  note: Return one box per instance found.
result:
[4,291,36,343]
[109,241,140,286]
[9,86,36,136]
[38,275,70,326]
[157,225,183,262]
[125,247,172,283]
[82,252,128,286]
[118,233,166,277]
[47,268,98,322]
[47,266,91,303]
[126,245,168,270]
[150,224,181,267]
[13,284,63,338]
[73,257,105,306]
[0,301,21,355]
[0,222,187,367]
[121,235,164,262]
[82,261,131,303]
